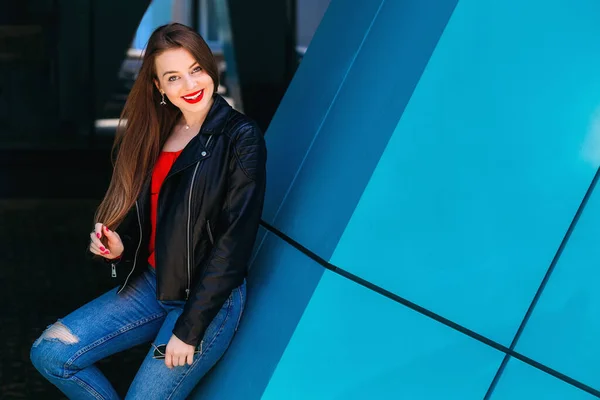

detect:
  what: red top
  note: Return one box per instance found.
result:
[148,150,183,268]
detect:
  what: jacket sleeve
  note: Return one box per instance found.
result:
[90,207,137,268]
[172,125,267,346]
[106,219,136,268]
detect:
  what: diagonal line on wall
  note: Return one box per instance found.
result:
[259,217,600,399]
[482,165,600,399]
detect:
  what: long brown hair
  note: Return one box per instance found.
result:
[94,23,219,230]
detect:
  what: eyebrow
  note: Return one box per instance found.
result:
[162,62,199,77]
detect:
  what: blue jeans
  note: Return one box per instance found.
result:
[30,266,245,399]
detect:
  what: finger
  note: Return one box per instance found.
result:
[89,232,111,256]
[186,353,194,366]
[103,225,121,245]
[90,243,111,257]
[174,355,183,367]
[89,245,103,256]
[165,353,173,369]
[89,231,104,248]
[102,226,124,256]
[94,223,104,240]
[89,242,102,254]
[182,354,190,367]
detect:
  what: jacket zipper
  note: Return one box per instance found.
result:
[186,163,201,299]
[186,135,212,299]
[206,220,214,245]
[117,200,143,294]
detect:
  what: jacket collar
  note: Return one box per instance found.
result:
[165,94,231,178]
[199,94,232,135]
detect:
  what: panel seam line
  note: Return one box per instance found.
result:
[259,219,600,398]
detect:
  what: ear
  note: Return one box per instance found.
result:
[153,79,162,93]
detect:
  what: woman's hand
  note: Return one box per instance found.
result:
[164,334,195,368]
[89,223,124,260]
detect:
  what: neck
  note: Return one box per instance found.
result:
[180,96,215,128]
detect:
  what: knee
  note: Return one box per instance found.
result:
[30,341,50,376]
[30,321,80,378]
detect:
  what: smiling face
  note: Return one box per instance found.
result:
[154,47,215,115]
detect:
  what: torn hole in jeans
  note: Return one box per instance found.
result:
[33,320,79,347]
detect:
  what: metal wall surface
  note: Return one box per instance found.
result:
[193,0,600,398]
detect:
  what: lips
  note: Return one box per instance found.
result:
[181,89,204,104]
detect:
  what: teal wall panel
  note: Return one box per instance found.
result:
[490,358,597,400]
[515,175,600,390]
[194,0,600,398]
[262,0,385,220]
[191,232,324,399]
[331,0,600,346]
[261,271,503,399]
[264,0,458,259]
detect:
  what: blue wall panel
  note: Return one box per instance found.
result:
[515,176,600,390]
[262,0,385,221]
[265,0,458,259]
[261,271,503,399]
[193,0,600,398]
[490,358,597,400]
[330,0,600,346]
[191,232,324,399]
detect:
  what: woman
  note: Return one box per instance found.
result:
[30,23,266,399]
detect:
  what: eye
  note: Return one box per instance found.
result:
[192,66,203,73]
[168,75,179,82]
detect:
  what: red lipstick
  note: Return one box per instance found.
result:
[181,89,204,104]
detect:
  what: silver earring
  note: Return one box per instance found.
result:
[160,92,166,105]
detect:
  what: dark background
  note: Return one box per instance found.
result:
[0,0,328,397]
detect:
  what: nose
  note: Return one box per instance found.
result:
[183,75,197,91]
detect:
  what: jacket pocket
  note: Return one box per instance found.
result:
[206,220,215,245]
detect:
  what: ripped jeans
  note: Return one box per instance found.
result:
[30,266,246,400]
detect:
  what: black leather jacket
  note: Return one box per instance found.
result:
[110,94,266,346]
